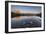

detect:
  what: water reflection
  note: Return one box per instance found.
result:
[11,16,41,28]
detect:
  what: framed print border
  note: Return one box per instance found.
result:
[5,1,45,33]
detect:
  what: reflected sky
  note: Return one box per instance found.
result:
[11,16,41,28]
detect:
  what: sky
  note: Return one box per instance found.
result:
[11,5,41,13]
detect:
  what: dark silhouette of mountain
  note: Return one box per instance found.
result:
[11,11,41,18]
